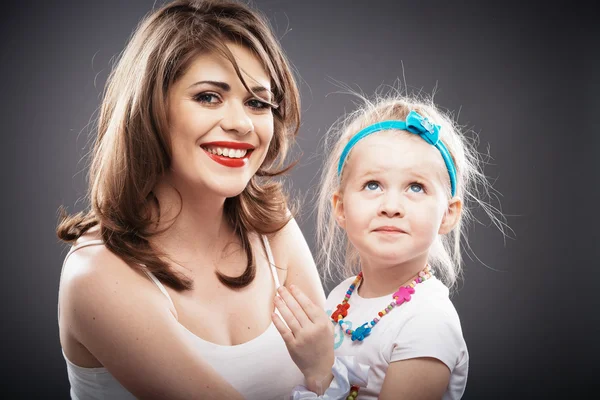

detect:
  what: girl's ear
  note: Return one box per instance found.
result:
[332,191,346,229]
[439,197,462,234]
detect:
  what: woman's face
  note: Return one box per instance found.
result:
[166,43,275,198]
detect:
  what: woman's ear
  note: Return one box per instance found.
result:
[439,197,462,234]
[332,191,346,229]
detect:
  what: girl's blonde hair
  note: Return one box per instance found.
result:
[57,0,301,291]
[316,90,506,290]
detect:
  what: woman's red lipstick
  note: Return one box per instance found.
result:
[201,141,254,168]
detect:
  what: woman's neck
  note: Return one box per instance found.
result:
[149,176,236,272]
[357,254,429,298]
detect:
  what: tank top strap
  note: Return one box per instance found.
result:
[261,235,281,289]
[61,239,105,268]
[58,239,105,320]
[59,238,178,320]
[142,269,178,319]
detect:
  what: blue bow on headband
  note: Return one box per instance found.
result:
[337,110,457,196]
[406,111,440,145]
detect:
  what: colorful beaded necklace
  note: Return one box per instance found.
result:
[337,266,433,399]
[334,266,433,399]
[331,265,433,342]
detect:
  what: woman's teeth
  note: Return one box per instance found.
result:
[203,147,248,158]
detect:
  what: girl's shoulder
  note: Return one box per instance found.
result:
[325,276,356,303]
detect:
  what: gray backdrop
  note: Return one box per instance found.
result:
[2,0,599,398]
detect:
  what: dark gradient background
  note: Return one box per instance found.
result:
[2,0,599,398]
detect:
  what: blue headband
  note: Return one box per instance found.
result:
[337,110,457,196]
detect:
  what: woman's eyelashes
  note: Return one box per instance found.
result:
[245,98,273,111]
[193,92,221,104]
[192,91,273,111]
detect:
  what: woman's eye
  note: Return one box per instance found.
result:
[409,183,424,193]
[364,181,381,191]
[247,98,272,110]
[194,93,220,103]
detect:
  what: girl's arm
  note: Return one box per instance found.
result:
[379,358,450,400]
[379,305,465,399]
[59,246,244,400]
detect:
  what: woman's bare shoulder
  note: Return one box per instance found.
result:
[61,228,133,287]
[59,227,161,323]
[57,231,243,398]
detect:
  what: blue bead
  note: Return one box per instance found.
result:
[351,323,372,341]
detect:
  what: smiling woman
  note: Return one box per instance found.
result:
[55,1,325,399]
[165,44,277,197]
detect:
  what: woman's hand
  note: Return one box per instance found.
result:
[272,285,335,395]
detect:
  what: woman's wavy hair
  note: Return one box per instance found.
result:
[57,0,301,291]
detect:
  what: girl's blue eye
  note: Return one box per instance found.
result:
[365,181,381,191]
[409,183,423,193]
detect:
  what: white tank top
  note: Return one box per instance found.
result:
[59,237,304,399]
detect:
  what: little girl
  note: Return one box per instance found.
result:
[273,92,505,399]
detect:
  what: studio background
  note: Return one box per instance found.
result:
[2,0,598,398]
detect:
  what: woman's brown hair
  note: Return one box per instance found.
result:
[57,0,301,290]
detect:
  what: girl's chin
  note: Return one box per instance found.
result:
[361,252,415,266]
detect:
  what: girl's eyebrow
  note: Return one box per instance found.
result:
[408,170,436,181]
[355,163,442,183]
[355,168,384,180]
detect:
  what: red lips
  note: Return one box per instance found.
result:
[201,141,255,168]
[202,141,255,150]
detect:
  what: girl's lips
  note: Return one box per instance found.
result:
[373,226,406,233]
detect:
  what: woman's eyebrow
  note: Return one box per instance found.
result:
[187,80,270,96]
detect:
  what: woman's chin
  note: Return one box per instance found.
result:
[211,180,252,199]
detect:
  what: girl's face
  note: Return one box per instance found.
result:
[333,131,460,268]
[166,43,275,198]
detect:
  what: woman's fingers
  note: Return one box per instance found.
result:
[273,295,302,336]
[271,310,295,344]
[276,285,311,327]
[287,285,327,324]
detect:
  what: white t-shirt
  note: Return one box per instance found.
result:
[325,275,468,400]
